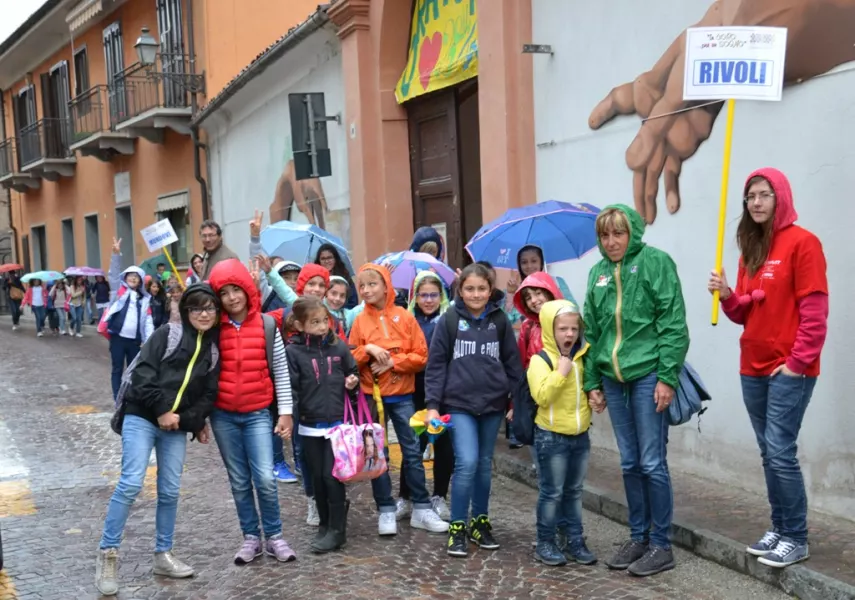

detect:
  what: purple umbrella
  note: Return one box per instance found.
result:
[372,251,456,290]
[65,266,105,277]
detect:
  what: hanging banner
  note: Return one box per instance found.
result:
[395,0,478,103]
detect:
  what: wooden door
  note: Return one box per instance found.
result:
[407,90,463,268]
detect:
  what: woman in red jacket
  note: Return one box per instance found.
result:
[708,167,828,569]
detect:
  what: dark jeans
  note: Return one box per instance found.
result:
[602,372,673,549]
[291,403,313,497]
[32,305,46,333]
[741,373,816,544]
[535,427,590,543]
[399,430,454,500]
[110,336,141,400]
[10,299,22,325]
[303,435,346,517]
[371,399,430,511]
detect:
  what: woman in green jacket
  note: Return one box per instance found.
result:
[583,205,689,577]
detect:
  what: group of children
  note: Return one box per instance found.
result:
[94,222,601,596]
[16,274,109,337]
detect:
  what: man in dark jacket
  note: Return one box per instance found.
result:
[96,283,221,596]
[200,220,239,280]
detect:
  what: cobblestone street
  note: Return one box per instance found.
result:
[0,323,789,600]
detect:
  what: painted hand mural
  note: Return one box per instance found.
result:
[269,159,328,230]
[589,0,855,224]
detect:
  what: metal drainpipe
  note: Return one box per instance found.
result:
[185,0,210,222]
[0,90,19,261]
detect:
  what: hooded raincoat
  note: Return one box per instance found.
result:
[409,226,446,262]
[505,244,577,325]
[720,168,828,377]
[513,271,564,368]
[348,264,428,397]
[527,300,591,436]
[582,204,688,391]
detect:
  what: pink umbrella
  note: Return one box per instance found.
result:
[65,266,105,277]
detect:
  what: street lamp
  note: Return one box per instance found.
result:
[134,27,159,67]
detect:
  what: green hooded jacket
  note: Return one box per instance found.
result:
[582,204,689,391]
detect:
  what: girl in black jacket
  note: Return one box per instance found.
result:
[146,278,168,330]
[96,284,221,597]
[285,297,360,554]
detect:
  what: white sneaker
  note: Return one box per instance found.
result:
[11,325,18,331]
[395,497,412,521]
[430,496,450,521]
[411,507,449,533]
[37,332,43,337]
[76,333,84,338]
[306,497,320,526]
[378,512,397,536]
[61,331,67,336]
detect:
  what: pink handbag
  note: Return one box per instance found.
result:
[326,390,387,483]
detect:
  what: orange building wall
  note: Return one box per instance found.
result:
[3,0,203,272]
[200,0,321,99]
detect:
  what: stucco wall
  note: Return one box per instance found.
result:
[532,0,855,519]
[207,27,349,263]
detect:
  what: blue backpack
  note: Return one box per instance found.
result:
[510,350,552,446]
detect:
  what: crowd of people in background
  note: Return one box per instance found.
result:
[0,170,829,596]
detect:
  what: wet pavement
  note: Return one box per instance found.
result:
[0,322,789,599]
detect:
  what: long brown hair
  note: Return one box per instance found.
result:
[736,176,775,276]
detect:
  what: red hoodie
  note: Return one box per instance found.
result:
[512,272,564,369]
[721,167,828,377]
[209,259,274,412]
[267,264,345,341]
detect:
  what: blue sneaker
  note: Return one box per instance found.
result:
[535,541,568,566]
[746,531,781,557]
[757,537,809,568]
[274,462,298,483]
[566,536,597,565]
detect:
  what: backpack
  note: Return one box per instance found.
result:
[261,313,282,419]
[510,350,552,446]
[111,323,220,435]
[442,309,508,362]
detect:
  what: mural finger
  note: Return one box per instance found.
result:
[632,169,649,223]
[663,152,682,214]
[627,64,686,169]
[643,143,668,224]
[588,82,636,129]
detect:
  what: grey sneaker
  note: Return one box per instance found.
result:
[153,551,194,578]
[430,495,450,521]
[265,535,297,562]
[757,537,809,568]
[628,545,676,577]
[746,530,781,557]
[606,539,649,570]
[306,497,320,526]
[234,535,262,565]
[95,548,119,596]
[395,498,412,521]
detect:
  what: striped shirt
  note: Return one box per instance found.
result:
[271,330,293,416]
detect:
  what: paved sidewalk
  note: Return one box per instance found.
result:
[493,440,855,600]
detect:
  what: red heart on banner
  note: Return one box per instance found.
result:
[418,32,443,90]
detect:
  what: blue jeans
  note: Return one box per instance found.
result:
[602,372,673,549]
[31,305,46,333]
[371,399,430,511]
[741,374,816,544]
[100,415,187,552]
[110,336,140,400]
[56,308,67,332]
[70,305,84,334]
[211,409,282,538]
[449,410,504,523]
[535,427,590,543]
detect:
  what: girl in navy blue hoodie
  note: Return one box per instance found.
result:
[424,263,522,558]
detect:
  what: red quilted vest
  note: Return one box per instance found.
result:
[209,259,274,413]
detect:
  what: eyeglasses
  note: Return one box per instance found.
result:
[418,292,441,300]
[200,233,219,240]
[189,306,217,315]
[744,191,775,204]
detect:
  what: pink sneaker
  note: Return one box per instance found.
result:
[234,535,262,565]
[265,536,297,562]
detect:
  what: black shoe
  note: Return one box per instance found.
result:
[509,442,524,450]
[628,545,676,577]
[605,539,649,570]
[468,515,499,550]
[311,501,348,554]
[447,521,468,557]
[313,500,330,545]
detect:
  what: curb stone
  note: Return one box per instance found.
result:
[493,448,855,600]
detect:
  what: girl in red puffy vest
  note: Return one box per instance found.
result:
[208,259,297,565]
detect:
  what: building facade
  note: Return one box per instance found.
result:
[532,0,855,520]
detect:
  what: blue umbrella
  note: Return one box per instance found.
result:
[260,221,354,275]
[21,270,65,283]
[465,200,601,267]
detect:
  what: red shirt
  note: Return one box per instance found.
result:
[730,225,827,377]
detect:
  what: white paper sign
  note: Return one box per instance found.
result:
[683,26,787,102]
[141,219,179,253]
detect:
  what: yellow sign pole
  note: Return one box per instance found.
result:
[711,98,736,326]
[162,247,186,291]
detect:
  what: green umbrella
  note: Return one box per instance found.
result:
[139,253,169,278]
